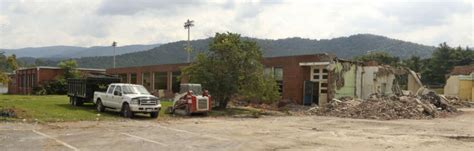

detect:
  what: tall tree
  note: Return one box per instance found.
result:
[402,56,423,72]
[421,43,474,85]
[0,53,20,84]
[58,59,80,79]
[182,32,280,108]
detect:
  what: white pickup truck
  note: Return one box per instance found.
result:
[93,83,161,118]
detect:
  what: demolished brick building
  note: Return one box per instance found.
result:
[106,53,424,106]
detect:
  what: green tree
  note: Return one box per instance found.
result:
[421,43,474,85]
[0,53,20,84]
[353,51,400,66]
[58,59,80,79]
[34,58,46,66]
[402,56,424,72]
[182,32,280,109]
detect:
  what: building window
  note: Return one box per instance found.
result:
[154,72,167,91]
[119,74,128,83]
[142,72,152,90]
[32,74,36,88]
[322,75,328,79]
[264,68,272,77]
[321,83,328,88]
[130,73,137,84]
[274,68,283,81]
[172,72,181,93]
[264,67,284,95]
[313,69,319,74]
[313,75,319,80]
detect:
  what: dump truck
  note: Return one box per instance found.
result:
[67,74,120,106]
[166,83,212,115]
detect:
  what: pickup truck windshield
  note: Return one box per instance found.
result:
[122,85,150,95]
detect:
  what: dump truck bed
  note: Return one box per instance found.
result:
[67,76,120,102]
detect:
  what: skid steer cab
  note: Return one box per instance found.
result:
[166,83,212,116]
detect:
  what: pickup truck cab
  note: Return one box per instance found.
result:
[93,83,161,118]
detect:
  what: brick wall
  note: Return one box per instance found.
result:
[106,63,189,98]
[263,54,334,104]
[105,54,335,104]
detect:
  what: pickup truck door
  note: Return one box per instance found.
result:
[103,85,116,107]
[112,86,124,108]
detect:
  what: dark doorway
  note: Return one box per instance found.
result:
[313,82,319,105]
[303,81,320,106]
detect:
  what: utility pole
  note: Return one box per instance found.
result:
[184,19,194,63]
[112,41,117,68]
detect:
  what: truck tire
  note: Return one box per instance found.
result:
[76,99,84,106]
[71,97,77,106]
[121,103,133,118]
[96,100,105,112]
[69,97,73,105]
[72,97,83,106]
[150,112,159,118]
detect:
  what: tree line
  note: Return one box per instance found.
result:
[354,43,473,86]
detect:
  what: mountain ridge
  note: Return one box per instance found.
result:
[16,34,436,68]
[1,43,161,58]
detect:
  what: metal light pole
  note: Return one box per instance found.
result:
[112,41,117,68]
[184,19,194,63]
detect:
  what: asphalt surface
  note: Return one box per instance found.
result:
[1,109,474,151]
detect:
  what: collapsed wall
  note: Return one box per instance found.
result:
[328,59,424,101]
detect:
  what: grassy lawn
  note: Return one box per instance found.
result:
[0,94,173,122]
[0,94,275,122]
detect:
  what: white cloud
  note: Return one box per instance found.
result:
[0,0,472,49]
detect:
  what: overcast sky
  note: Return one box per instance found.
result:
[0,0,472,49]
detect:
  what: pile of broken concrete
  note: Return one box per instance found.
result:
[305,92,468,120]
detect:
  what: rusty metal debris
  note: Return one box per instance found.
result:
[0,108,17,118]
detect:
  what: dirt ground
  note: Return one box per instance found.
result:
[1,109,474,151]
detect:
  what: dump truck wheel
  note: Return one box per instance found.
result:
[72,97,78,106]
[121,103,133,118]
[76,99,83,106]
[69,97,73,105]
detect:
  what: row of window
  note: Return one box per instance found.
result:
[117,72,181,93]
[18,74,36,88]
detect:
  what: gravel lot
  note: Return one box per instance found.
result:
[1,108,473,151]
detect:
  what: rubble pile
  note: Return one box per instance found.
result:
[312,93,461,120]
[442,96,472,108]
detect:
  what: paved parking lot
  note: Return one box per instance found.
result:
[1,109,474,151]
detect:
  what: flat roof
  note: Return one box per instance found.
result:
[17,66,105,72]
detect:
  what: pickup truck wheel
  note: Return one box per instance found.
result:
[150,112,159,118]
[96,100,105,112]
[122,103,133,118]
